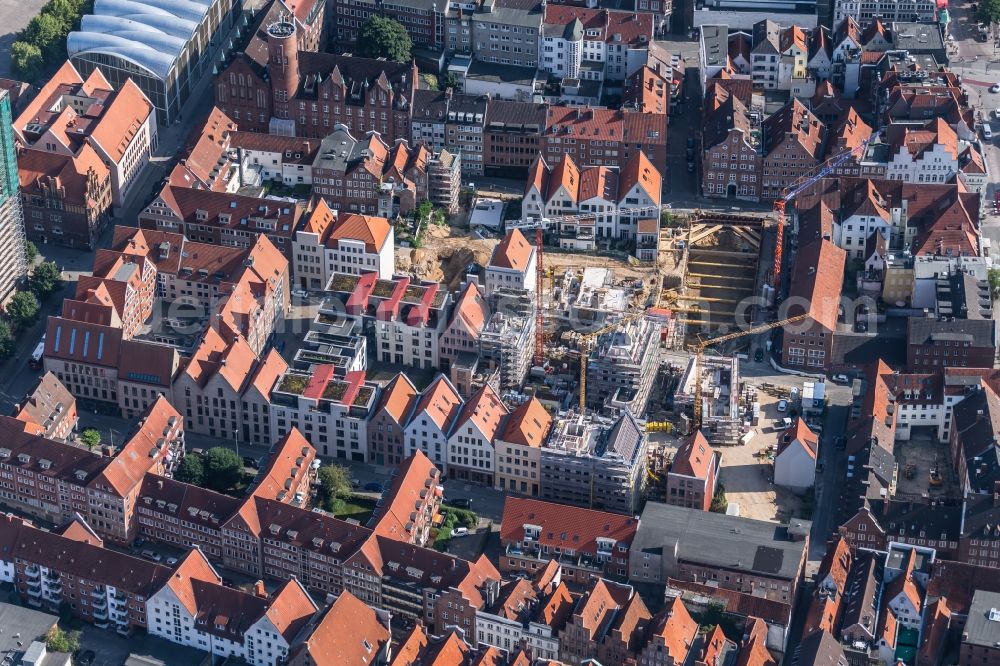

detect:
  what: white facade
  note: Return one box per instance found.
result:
[484,252,537,295]
[146,587,293,665]
[293,227,394,290]
[92,110,156,209]
[885,143,960,186]
[405,408,451,472]
[476,611,561,659]
[447,415,498,479]
[774,440,816,490]
[241,147,314,187]
[840,213,892,259]
[375,316,446,370]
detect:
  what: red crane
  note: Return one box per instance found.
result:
[771,131,881,287]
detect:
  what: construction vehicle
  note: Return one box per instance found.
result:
[771,132,881,287]
[690,314,808,432]
[929,468,943,487]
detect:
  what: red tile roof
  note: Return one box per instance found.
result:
[786,239,845,331]
[453,384,509,443]
[86,79,153,164]
[411,375,463,431]
[671,430,716,479]
[500,497,638,554]
[499,397,552,448]
[369,450,441,542]
[647,596,697,663]
[777,419,818,460]
[291,590,390,666]
[374,373,419,424]
[489,228,534,272]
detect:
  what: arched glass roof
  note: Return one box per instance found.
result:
[68,0,214,81]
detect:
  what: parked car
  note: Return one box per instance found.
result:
[291,289,309,299]
[449,498,473,509]
[754,348,764,362]
[686,136,696,149]
[983,123,994,141]
[166,557,179,566]
[243,456,260,469]
[77,650,96,666]
[687,161,695,172]
[777,399,788,412]
[991,83,1000,93]
[364,482,383,492]
[351,478,361,488]
[140,549,162,562]
[790,387,800,401]
[816,462,825,473]
[451,527,470,537]
[832,373,849,384]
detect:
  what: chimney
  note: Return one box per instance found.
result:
[254,580,267,597]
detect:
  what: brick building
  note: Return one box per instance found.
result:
[215,21,417,141]
[665,430,719,511]
[781,239,846,372]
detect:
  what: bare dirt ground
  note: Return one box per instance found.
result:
[718,391,804,522]
[402,223,665,293]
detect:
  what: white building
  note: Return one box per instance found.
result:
[773,419,818,490]
[230,132,319,187]
[404,374,463,471]
[523,152,662,242]
[446,384,508,485]
[484,228,537,296]
[145,549,317,665]
[879,119,988,193]
[539,7,653,83]
[293,200,395,290]
[269,366,377,463]
[476,576,565,660]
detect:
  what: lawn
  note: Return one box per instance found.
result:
[332,495,377,523]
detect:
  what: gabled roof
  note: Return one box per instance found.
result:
[489,228,535,272]
[453,384,509,442]
[885,548,923,615]
[499,397,552,447]
[646,596,697,663]
[410,375,463,432]
[671,430,716,479]
[368,450,441,541]
[326,213,393,254]
[619,150,662,204]
[374,373,419,425]
[449,283,489,338]
[290,591,390,666]
[84,79,153,164]
[786,239,845,331]
[777,419,818,460]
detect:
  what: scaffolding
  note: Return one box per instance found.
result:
[674,354,742,445]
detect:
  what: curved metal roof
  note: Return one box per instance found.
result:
[68,0,213,81]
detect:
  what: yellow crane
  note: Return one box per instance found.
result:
[689,314,808,431]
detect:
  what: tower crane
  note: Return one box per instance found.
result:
[771,131,881,287]
[689,313,808,432]
[509,206,664,367]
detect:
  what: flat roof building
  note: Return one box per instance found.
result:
[68,0,241,124]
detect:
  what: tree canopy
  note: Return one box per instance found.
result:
[979,0,1000,24]
[174,454,205,486]
[79,428,101,451]
[316,465,352,512]
[30,261,62,299]
[6,291,39,330]
[203,447,243,491]
[357,16,412,63]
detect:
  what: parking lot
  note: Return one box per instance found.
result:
[717,387,808,522]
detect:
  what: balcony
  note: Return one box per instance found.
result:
[92,586,107,599]
[93,597,107,611]
[92,606,108,621]
[26,584,42,598]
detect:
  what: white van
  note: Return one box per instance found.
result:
[983,124,994,141]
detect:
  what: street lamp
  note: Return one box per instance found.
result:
[234,429,240,459]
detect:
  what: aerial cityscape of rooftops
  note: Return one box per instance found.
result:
[0,0,998,662]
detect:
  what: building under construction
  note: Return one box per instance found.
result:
[539,410,648,515]
[480,288,536,391]
[585,315,663,417]
[674,354,743,445]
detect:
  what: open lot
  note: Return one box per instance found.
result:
[893,429,959,498]
[717,389,805,523]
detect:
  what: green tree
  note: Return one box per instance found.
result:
[10,42,45,82]
[174,454,205,486]
[45,626,80,654]
[316,464,352,511]
[6,291,39,330]
[979,0,1000,24]
[30,261,62,299]
[24,13,67,49]
[79,428,101,451]
[203,447,243,491]
[990,268,1000,299]
[441,73,461,91]
[710,484,728,514]
[25,241,38,265]
[357,16,412,62]
[0,321,15,360]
